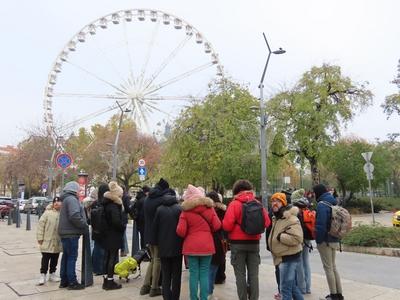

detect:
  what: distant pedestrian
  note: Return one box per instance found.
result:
[153,186,183,300]
[177,184,221,300]
[267,192,304,300]
[36,196,63,285]
[58,181,88,290]
[222,179,270,300]
[100,181,126,290]
[314,184,344,300]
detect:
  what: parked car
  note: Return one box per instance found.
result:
[0,197,14,219]
[35,198,53,215]
[19,200,28,213]
[25,197,47,214]
[392,211,400,227]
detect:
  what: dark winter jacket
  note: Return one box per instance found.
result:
[176,197,221,256]
[315,192,339,244]
[58,186,88,238]
[211,202,227,265]
[132,191,146,230]
[153,193,183,258]
[99,190,126,251]
[144,187,175,245]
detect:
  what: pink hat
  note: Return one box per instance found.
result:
[183,184,205,201]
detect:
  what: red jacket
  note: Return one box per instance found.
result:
[222,191,271,242]
[176,197,221,255]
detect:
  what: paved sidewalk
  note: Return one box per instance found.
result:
[1,221,399,299]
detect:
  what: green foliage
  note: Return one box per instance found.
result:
[357,197,400,211]
[345,198,383,213]
[382,59,400,118]
[342,225,400,248]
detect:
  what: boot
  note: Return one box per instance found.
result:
[38,273,46,285]
[335,294,344,300]
[140,285,151,295]
[149,287,162,297]
[103,278,122,290]
[49,272,60,282]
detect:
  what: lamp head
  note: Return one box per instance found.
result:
[272,47,286,55]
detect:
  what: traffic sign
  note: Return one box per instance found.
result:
[41,183,48,190]
[56,152,73,169]
[138,166,147,176]
[363,162,374,174]
[138,159,146,167]
[361,152,373,162]
[139,175,146,181]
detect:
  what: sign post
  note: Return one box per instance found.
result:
[362,152,375,224]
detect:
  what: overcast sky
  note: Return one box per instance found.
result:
[1,0,399,146]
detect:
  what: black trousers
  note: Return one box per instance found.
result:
[104,249,119,278]
[138,227,146,249]
[40,252,60,274]
[160,256,182,300]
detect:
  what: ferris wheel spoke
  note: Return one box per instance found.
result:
[143,95,199,101]
[66,61,128,95]
[141,101,175,118]
[138,20,161,89]
[58,103,123,133]
[144,62,213,96]
[142,35,192,90]
[53,92,129,100]
[122,19,136,84]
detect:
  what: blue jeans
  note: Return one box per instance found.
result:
[279,257,304,300]
[60,237,80,285]
[296,242,311,293]
[188,256,211,300]
[209,264,219,295]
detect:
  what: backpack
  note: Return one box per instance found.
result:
[322,201,352,239]
[241,200,265,235]
[90,203,107,240]
[302,208,316,240]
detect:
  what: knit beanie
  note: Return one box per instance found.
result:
[291,188,305,203]
[183,184,205,201]
[156,178,169,191]
[108,181,123,198]
[313,183,328,201]
[271,192,287,206]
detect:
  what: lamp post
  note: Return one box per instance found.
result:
[111,102,131,181]
[259,33,285,208]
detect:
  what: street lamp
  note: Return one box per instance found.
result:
[259,33,285,208]
[111,102,132,181]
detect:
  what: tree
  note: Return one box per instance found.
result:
[267,64,373,185]
[382,59,400,118]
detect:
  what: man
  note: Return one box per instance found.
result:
[222,179,270,300]
[132,185,150,249]
[58,181,88,290]
[268,192,304,300]
[314,183,344,300]
[140,178,170,297]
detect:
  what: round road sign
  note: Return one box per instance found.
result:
[56,152,73,169]
[138,159,146,167]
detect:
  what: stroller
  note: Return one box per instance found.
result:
[114,247,151,282]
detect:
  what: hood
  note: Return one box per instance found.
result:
[103,191,123,206]
[46,203,55,211]
[214,202,226,211]
[282,205,299,218]
[148,185,171,199]
[318,192,337,205]
[181,197,214,212]
[63,181,79,194]
[160,190,178,206]
[234,190,256,203]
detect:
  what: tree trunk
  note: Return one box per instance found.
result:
[309,157,320,186]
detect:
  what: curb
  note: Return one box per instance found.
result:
[342,244,400,257]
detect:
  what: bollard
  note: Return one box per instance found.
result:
[81,231,93,287]
[131,221,139,255]
[11,209,16,224]
[16,208,21,228]
[26,209,31,231]
[8,209,12,225]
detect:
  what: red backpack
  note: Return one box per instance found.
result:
[302,208,316,240]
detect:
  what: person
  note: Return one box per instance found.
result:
[58,181,88,290]
[37,196,63,285]
[176,184,221,300]
[132,186,150,249]
[91,184,108,275]
[153,186,183,300]
[100,181,126,290]
[206,191,227,299]
[291,188,312,295]
[222,179,270,300]
[120,188,131,257]
[267,192,304,300]
[140,178,171,297]
[314,184,344,300]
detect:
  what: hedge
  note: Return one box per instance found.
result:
[342,225,400,248]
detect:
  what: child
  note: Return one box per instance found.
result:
[36,196,63,285]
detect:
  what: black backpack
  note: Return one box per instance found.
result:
[241,200,265,235]
[90,203,107,241]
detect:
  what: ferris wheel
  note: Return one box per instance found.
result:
[43,8,224,139]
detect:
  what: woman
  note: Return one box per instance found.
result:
[100,181,126,290]
[36,196,63,285]
[176,185,221,300]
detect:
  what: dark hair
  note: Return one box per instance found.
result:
[142,185,150,193]
[53,196,61,203]
[206,191,220,203]
[232,179,253,196]
[98,183,110,201]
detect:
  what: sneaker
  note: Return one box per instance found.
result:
[140,285,151,295]
[67,282,85,290]
[149,287,162,297]
[38,273,46,285]
[103,279,122,291]
[59,281,68,288]
[49,273,61,282]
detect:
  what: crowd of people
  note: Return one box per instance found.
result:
[35,177,345,300]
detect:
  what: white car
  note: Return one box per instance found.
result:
[19,200,28,212]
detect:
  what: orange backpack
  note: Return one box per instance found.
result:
[302,208,316,240]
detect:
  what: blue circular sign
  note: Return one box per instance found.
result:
[56,152,73,169]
